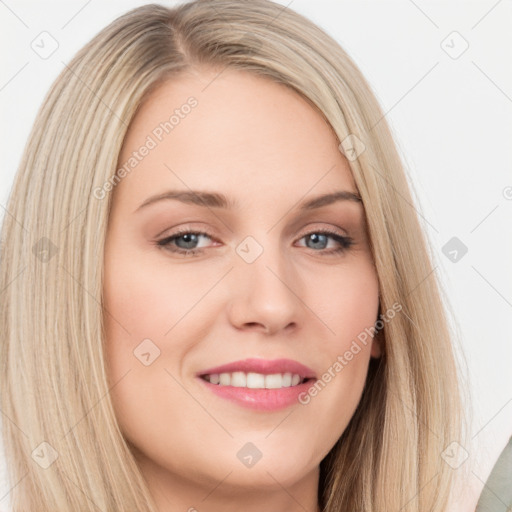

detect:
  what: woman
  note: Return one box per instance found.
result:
[0,1,464,510]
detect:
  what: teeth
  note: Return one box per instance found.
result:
[202,371,306,389]
[219,373,231,386]
[231,371,246,387]
[247,372,265,388]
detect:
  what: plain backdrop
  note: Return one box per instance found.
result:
[1,1,511,511]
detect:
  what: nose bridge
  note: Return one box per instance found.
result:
[235,232,289,287]
[228,232,301,333]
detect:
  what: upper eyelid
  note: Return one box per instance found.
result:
[159,224,351,240]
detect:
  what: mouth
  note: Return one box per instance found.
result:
[200,372,314,389]
[197,357,316,386]
[196,358,317,411]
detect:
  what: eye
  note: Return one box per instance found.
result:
[296,229,354,254]
[156,228,354,257]
[157,229,216,257]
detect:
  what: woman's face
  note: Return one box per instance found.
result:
[103,68,380,507]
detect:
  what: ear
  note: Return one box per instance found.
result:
[370,330,383,358]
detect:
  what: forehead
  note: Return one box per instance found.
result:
[114,68,357,209]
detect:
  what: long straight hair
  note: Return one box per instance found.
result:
[0,1,463,510]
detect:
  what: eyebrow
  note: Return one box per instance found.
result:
[134,189,362,213]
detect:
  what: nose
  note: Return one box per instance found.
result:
[226,241,302,336]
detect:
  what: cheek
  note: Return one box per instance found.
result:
[102,258,185,451]
[329,259,380,379]
[102,245,176,427]
[102,242,221,442]
[313,257,380,342]
[300,258,379,432]
[102,242,209,338]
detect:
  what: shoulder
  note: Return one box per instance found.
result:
[475,436,512,512]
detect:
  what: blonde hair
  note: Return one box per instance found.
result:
[0,1,464,510]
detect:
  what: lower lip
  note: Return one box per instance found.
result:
[197,377,317,411]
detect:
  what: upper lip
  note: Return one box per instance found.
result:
[197,358,317,379]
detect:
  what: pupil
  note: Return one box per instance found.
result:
[178,233,198,249]
[308,233,327,250]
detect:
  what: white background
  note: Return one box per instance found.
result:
[1,1,511,511]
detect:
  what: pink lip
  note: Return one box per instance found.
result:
[197,357,317,379]
[196,358,317,411]
[198,379,316,411]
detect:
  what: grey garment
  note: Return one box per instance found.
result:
[476,436,512,512]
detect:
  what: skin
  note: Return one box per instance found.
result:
[103,67,381,512]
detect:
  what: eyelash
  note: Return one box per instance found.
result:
[156,227,354,257]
